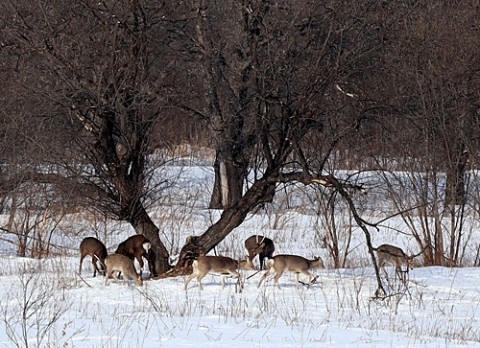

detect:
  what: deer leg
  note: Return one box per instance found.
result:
[79,255,85,275]
[92,256,101,277]
[258,268,273,287]
[220,275,226,289]
[136,256,144,272]
[274,270,284,289]
[184,271,197,290]
[297,270,313,286]
[396,266,407,284]
[295,272,301,288]
[259,253,265,270]
[105,270,113,285]
[236,271,243,289]
[197,274,205,290]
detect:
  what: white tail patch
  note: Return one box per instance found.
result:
[143,242,151,253]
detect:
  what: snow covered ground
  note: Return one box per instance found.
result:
[0,163,480,347]
[1,256,479,347]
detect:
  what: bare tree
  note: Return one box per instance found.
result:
[1,0,175,274]
[170,1,391,290]
[380,1,480,266]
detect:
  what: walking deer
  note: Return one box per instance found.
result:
[258,254,324,289]
[184,255,254,290]
[104,254,143,286]
[374,244,414,283]
[79,237,108,277]
[244,235,275,270]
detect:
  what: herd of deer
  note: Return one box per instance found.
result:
[79,234,151,286]
[79,234,415,290]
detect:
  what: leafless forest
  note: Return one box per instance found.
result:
[1,1,480,283]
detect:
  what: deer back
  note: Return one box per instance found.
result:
[376,244,412,268]
[116,235,151,258]
[270,254,324,272]
[193,256,239,275]
[80,237,107,261]
[244,235,275,257]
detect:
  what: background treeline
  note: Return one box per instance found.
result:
[1,1,480,273]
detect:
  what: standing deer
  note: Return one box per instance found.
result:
[115,235,152,274]
[258,254,324,289]
[374,244,414,283]
[104,254,143,286]
[79,237,108,277]
[184,255,254,290]
[244,235,275,270]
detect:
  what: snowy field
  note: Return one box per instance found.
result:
[1,162,480,347]
[1,257,480,347]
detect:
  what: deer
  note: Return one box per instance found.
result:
[104,254,143,286]
[115,235,152,275]
[79,237,108,277]
[258,254,324,289]
[184,255,255,291]
[244,235,275,270]
[374,244,414,284]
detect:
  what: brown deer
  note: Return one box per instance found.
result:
[374,244,414,283]
[244,235,275,270]
[184,255,254,290]
[79,237,108,277]
[104,254,143,286]
[115,235,151,274]
[258,254,324,289]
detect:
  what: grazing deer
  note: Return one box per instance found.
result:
[184,256,254,290]
[79,237,108,277]
[374,244,414,283]
[244,235,275,270]
[115,235,152,274]
[258,254,324,289]
[104,254,143,286]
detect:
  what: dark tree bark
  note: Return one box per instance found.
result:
[209,146,248,209]
[128,208,169,276]
[169,1,395,283]
[175,176,276,273]
[380,1,480,266]
[445,146,469,207]
[1,0,173,275]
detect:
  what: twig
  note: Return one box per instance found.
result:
[246,269,262,279]
[75,272,92,288]
[298,275,319,288]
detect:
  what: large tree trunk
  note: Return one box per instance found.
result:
[129,207,170,276]
[173,177,276,274]
[209,155,246,209]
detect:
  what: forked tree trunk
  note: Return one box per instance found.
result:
[173,177,276,274]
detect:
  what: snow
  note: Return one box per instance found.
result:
[2,260,479,347]
[1,164,480,347]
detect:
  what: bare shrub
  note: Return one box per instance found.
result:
[0,263,69,347]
